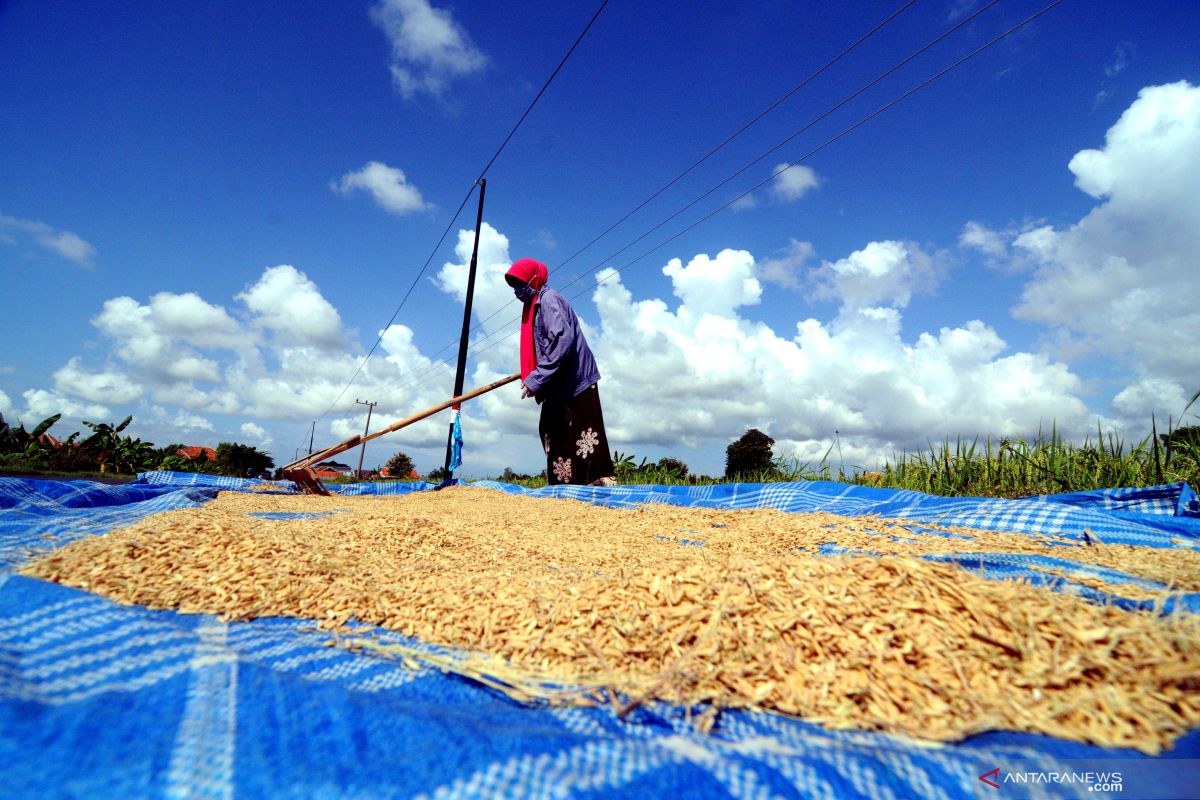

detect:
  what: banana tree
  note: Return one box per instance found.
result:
[109,435,157,474]
[80,415,133,472]
[0,413,62,456]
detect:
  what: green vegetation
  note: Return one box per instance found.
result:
[724,428,775,479]
[5,396,1197,499]
[384,451,416,478]
[0,412,273,478]
[773,424,1200,498]
[492,410,1200,498]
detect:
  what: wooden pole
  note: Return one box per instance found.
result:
[443,178,487,479]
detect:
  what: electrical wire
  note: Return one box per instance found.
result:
[335,0,1066,422]
[313,0,611,423]
[369,0,1067,410]
[562,0,1069,305]
[365,0,1008,404]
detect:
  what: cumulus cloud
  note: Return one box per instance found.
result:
[237,265,344,349]
[21,389,110,422]
[1007,81,1200,424]
[241,421,271,446]
[584,248,1090,459]
[22,85,1195,473]
[149,291,244,350]
[146,406,214,433]
[53,358,143,404]
[769,164,819,202]
[369,0,487,100]
[959,221,1007,258]
[810,240,944,310]
[0,213,96,267]
[662,249,761,319]
[434,221,522,338]
[93,297,223,384]
[758,239,815,290]
[331,161,430,215]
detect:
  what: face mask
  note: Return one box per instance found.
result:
[513,283,538,303]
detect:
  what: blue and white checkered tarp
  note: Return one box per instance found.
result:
[2,473,1198,799]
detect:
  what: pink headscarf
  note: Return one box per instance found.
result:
[505,258,549,380]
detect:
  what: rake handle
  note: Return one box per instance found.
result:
[283,373,520,472]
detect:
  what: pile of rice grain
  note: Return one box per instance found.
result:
[21,486,1200,753]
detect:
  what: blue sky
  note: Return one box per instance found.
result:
[2,0,1198,478]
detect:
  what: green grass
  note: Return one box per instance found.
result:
[763,425,1199,498]
[488,424,1200,499]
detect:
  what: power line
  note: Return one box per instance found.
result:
[337,0,1065,415]
[315,0,611,422]
[371,0,1068,403]
[550,0,1005,299]
[415,0,929,367]
[549,0,919,278]
[475,0,610,182]
[562,0,1069,305]
[368,0,1009,399]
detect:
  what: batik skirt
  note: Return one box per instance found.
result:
[539,384,616,486]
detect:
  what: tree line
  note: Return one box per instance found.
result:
[0,412,273,477]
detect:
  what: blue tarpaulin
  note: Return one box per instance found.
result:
[2,472,1198,799]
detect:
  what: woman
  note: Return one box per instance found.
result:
[505,257,617,486]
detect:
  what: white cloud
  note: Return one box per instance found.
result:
[758,239,815,290]
[236,265,344,349]
[959,221,1007,258]
[30,79,1199,475]
[331,161,430,215]
[1009,81,1200,418]
[769,164,819,202]
[150,291,244,350]
[810,240,943,310]
[661,249,761,319]
[729,193,758,212]
[434,221,520,338]
[369,0,487,100]
[241,421,271,446]
[92,296,222,383]
[53,358,143,404]
[0,389,11,415]
[1110,379,1189,429]
[0,213,96,267]
[168,412,214,431]
[21,389,110,422]
[582,251,1090,458]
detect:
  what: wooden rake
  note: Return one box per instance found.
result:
[281,373,519,495]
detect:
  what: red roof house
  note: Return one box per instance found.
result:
[177,446,217,462]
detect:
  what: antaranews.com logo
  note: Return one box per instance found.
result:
[978,767,1123,792]
[976,760,1200,799]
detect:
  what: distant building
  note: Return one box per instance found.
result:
[313,460,354,478]
[177,446,217,462]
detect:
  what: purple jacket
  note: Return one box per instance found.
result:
[522,287,601,404]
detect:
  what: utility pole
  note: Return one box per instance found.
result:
[443,177,487,481]
[355,399,377,478]
[308,421,316,455]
